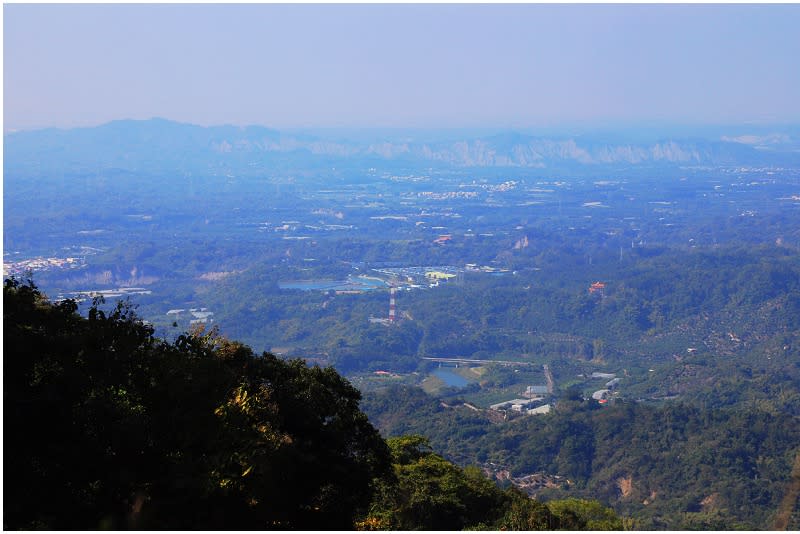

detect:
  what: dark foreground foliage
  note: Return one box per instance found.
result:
[3,279,622,530]
[4,278,390,529]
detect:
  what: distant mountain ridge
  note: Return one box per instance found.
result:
[5,118,800,173]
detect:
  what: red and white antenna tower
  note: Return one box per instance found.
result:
[389,287,397,323]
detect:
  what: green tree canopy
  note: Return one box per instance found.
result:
[3,278,391,530]
[4,278,625,530]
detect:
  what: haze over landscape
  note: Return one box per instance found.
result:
[4,3,800,531]
[5,3,800,130]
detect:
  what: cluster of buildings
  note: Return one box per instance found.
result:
[3,256,84,277]
[166,307,214,325]
[591,373,621,404]
[53,286,153,303]
[416,190,479,200]
[371,265,464,288]
[489,384,551,416]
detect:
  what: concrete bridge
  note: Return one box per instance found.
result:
[421,356,537,367]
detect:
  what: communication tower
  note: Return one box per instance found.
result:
[389,287,397,323]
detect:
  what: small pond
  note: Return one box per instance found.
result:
[432,368,470,388]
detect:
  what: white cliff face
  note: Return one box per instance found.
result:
[256,137,726,166]
[395,138,710,166]
[7,118,795,171]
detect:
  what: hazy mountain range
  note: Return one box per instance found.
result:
[5,118,800,174]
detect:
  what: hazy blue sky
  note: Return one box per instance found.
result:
[4,3,800,130]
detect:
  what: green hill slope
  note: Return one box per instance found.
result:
[3,278,622,530]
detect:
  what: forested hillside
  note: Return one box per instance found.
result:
[3,278,390,530]
[362,385,800,530]
[3,278,622,530]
